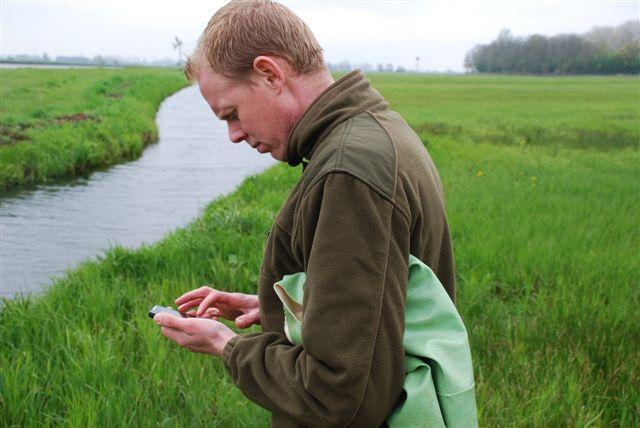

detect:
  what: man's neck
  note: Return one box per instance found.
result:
[289,69,335,119]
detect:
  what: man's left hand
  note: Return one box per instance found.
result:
[154,313,237,356]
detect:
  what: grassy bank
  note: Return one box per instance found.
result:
[1,74,638,426]
[0,67,188,190]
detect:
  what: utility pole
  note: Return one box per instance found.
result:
[415,56,420,73]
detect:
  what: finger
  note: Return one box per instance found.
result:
[175,286,213,306]
[235,312,259,329]
[154,313,188,330]
[177,298,203,313]
[200,312,220,321]
[198,290,242,316]
[196,291,219,316]
[205,308,220,316]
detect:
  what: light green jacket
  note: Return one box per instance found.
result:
[273,255,478,427]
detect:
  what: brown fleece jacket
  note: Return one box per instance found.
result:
[222,70,455,427]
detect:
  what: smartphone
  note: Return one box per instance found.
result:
[148,305,185,319]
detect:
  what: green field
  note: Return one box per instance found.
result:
[0,67,188,190]
[1,73,638,426]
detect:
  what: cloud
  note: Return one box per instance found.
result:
[2,0,637,71]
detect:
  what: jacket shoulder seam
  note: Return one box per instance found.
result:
[293,170,400,249]
[334,117,353,170]
[304,169,391,205]
[363,110,411,223]
[300,170,410,228]
[329,110,411,225]
[363,110,398,189]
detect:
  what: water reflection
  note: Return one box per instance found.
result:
[0,85,276,298]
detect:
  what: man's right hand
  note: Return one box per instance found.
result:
[175,286,260,329]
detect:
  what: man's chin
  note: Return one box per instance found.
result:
[269,150,286,162]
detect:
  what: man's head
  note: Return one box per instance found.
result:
[185,0,324,81]
[185,0,332,161]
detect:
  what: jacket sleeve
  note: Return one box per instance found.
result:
[223,172,409,427]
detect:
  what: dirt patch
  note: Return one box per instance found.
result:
[53,113,98,124]
[1,113,101,146]
[0,123,30,146]
[141,131,154,144]
[414,121,464,136]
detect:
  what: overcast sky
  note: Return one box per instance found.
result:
[1,0,638,71]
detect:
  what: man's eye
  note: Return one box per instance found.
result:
[228,110,238,120]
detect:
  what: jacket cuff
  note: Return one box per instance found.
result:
[222,334,240,379]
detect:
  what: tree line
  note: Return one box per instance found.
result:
[464,20,639,75]
[1,53,178,67]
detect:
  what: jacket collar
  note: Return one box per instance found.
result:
[286,70,388,167]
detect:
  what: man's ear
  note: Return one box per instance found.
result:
[252,56,285,94]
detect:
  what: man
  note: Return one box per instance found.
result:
[154,1,456,426]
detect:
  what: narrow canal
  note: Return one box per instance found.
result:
[0,85,276,298]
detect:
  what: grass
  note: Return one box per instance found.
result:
[376,73,640,151]
[0,67,188,190]
[1,73,639,426]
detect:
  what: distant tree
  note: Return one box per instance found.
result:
[618,41,640,73]
[464,20,639,75]
[464,44,485,72]
[55,55,91,64]
[384,63,394,72]
[396,66,406,73]
[92,55,106,66]
[584,20,640,51]
[42,52,50,62]
[16,54,42,62]
[337,60,352,71]
[463,50,474,72]
[376,63,384,72]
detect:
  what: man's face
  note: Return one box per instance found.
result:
[197,67,296,162]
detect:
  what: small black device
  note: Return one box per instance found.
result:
[148,305,184,319]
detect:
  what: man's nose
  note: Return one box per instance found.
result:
[227,123,247,144]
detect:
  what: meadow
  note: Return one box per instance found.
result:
[0,67,188,190]
[1,73,638,426]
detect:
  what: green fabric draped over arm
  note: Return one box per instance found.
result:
[273,254,478,428]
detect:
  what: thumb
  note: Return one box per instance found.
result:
[155,313,184,329]
[235,313,258,329]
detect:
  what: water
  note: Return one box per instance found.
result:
[0,85,277,298]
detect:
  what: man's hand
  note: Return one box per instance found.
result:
[154,313,237,356]
[175,286,260,329]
